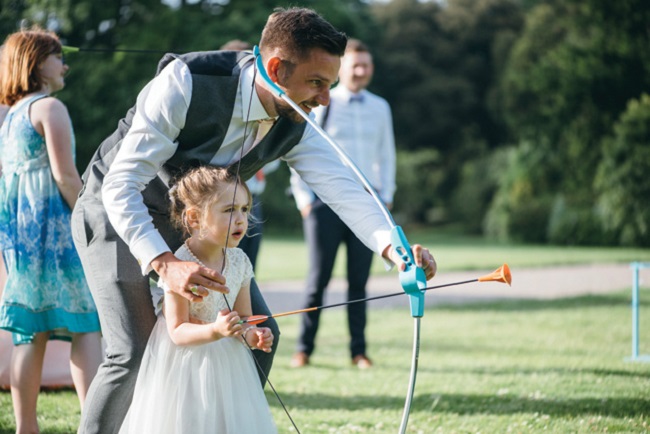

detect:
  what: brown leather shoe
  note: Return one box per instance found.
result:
[290,352,310,368]
[352,354,373,369]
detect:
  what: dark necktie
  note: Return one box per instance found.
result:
[349,94,364,103]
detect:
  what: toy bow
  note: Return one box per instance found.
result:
[254,45,431,433]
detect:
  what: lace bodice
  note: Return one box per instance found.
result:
[159,246,254,323]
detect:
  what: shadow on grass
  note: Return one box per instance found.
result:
[409,364,650,379]
[0,430,71,434]
[269,391,650,418]
[300,360,650,380]
[435,293,646,312]
[419,393,650,417]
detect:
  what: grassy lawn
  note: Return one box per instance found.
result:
[268,291,650,433]
[2,234,649,432]
[2,290,649,433]
[255,229,650,281]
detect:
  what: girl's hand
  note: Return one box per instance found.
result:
[212,309,242,339]
[244,327,274,352]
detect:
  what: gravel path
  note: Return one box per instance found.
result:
[3,262,647,387]
[257,263,650,313]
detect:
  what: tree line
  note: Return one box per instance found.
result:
[2,0,648,246]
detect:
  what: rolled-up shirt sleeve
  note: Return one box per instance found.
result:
[283,123,392,257]
[101,58,192,274]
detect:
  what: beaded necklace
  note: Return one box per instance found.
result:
[183,239,225,271]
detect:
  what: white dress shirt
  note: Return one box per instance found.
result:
[101,58,392,274]
[290,85,397,210]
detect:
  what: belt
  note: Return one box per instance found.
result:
[2,153,49,175]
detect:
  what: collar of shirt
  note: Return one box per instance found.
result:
[332,86,366,104]
[241,62,276,122]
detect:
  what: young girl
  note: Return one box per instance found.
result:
[0,28,102,433]
[120,166,277,434]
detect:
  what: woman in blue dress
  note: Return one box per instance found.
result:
[0,28,102,433]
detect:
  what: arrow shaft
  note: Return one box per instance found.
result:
[272,307,317,318]
[242,278,479,324]
[317,278,479,311]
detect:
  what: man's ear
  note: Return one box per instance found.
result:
[266,56,283,85]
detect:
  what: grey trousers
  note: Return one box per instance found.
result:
[71,195,279,434]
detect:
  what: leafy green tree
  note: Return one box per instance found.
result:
[1,0,373,169]
[501,1,650,191]
[483,142,556,242]
[0,0,28,37]
[595,94,650,246]
[491,0,650,244]
[371,0,523,229]
[0,0,377,232]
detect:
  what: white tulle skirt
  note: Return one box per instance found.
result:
[119,316,277,434]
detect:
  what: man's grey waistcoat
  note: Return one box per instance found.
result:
[80,50,306,219]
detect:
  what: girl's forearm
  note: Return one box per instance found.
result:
[168,322,222,346]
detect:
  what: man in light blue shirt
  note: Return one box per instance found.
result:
[290,39,396,369]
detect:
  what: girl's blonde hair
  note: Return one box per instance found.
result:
[169,166,252,237]
[0,27,62,106]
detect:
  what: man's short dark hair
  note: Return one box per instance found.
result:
[259,7,347,61]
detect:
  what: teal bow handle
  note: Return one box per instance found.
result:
[253,46,285,97]
[391,226,426,318]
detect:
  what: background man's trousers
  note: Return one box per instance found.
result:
[296,198,373,358]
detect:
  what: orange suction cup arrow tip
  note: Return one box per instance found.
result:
[477,264,512,286]
[243,315,269,325]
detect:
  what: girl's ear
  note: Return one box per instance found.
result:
[185,208,201,231]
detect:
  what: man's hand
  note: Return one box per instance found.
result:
[151,252,229,302]
[383,244,437,281]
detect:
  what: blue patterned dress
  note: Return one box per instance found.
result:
[0,95,100,345]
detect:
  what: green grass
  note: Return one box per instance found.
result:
[2,233,649,432]
[2,290,649,433]
[255,229,650,281]
[267,291,650,433]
